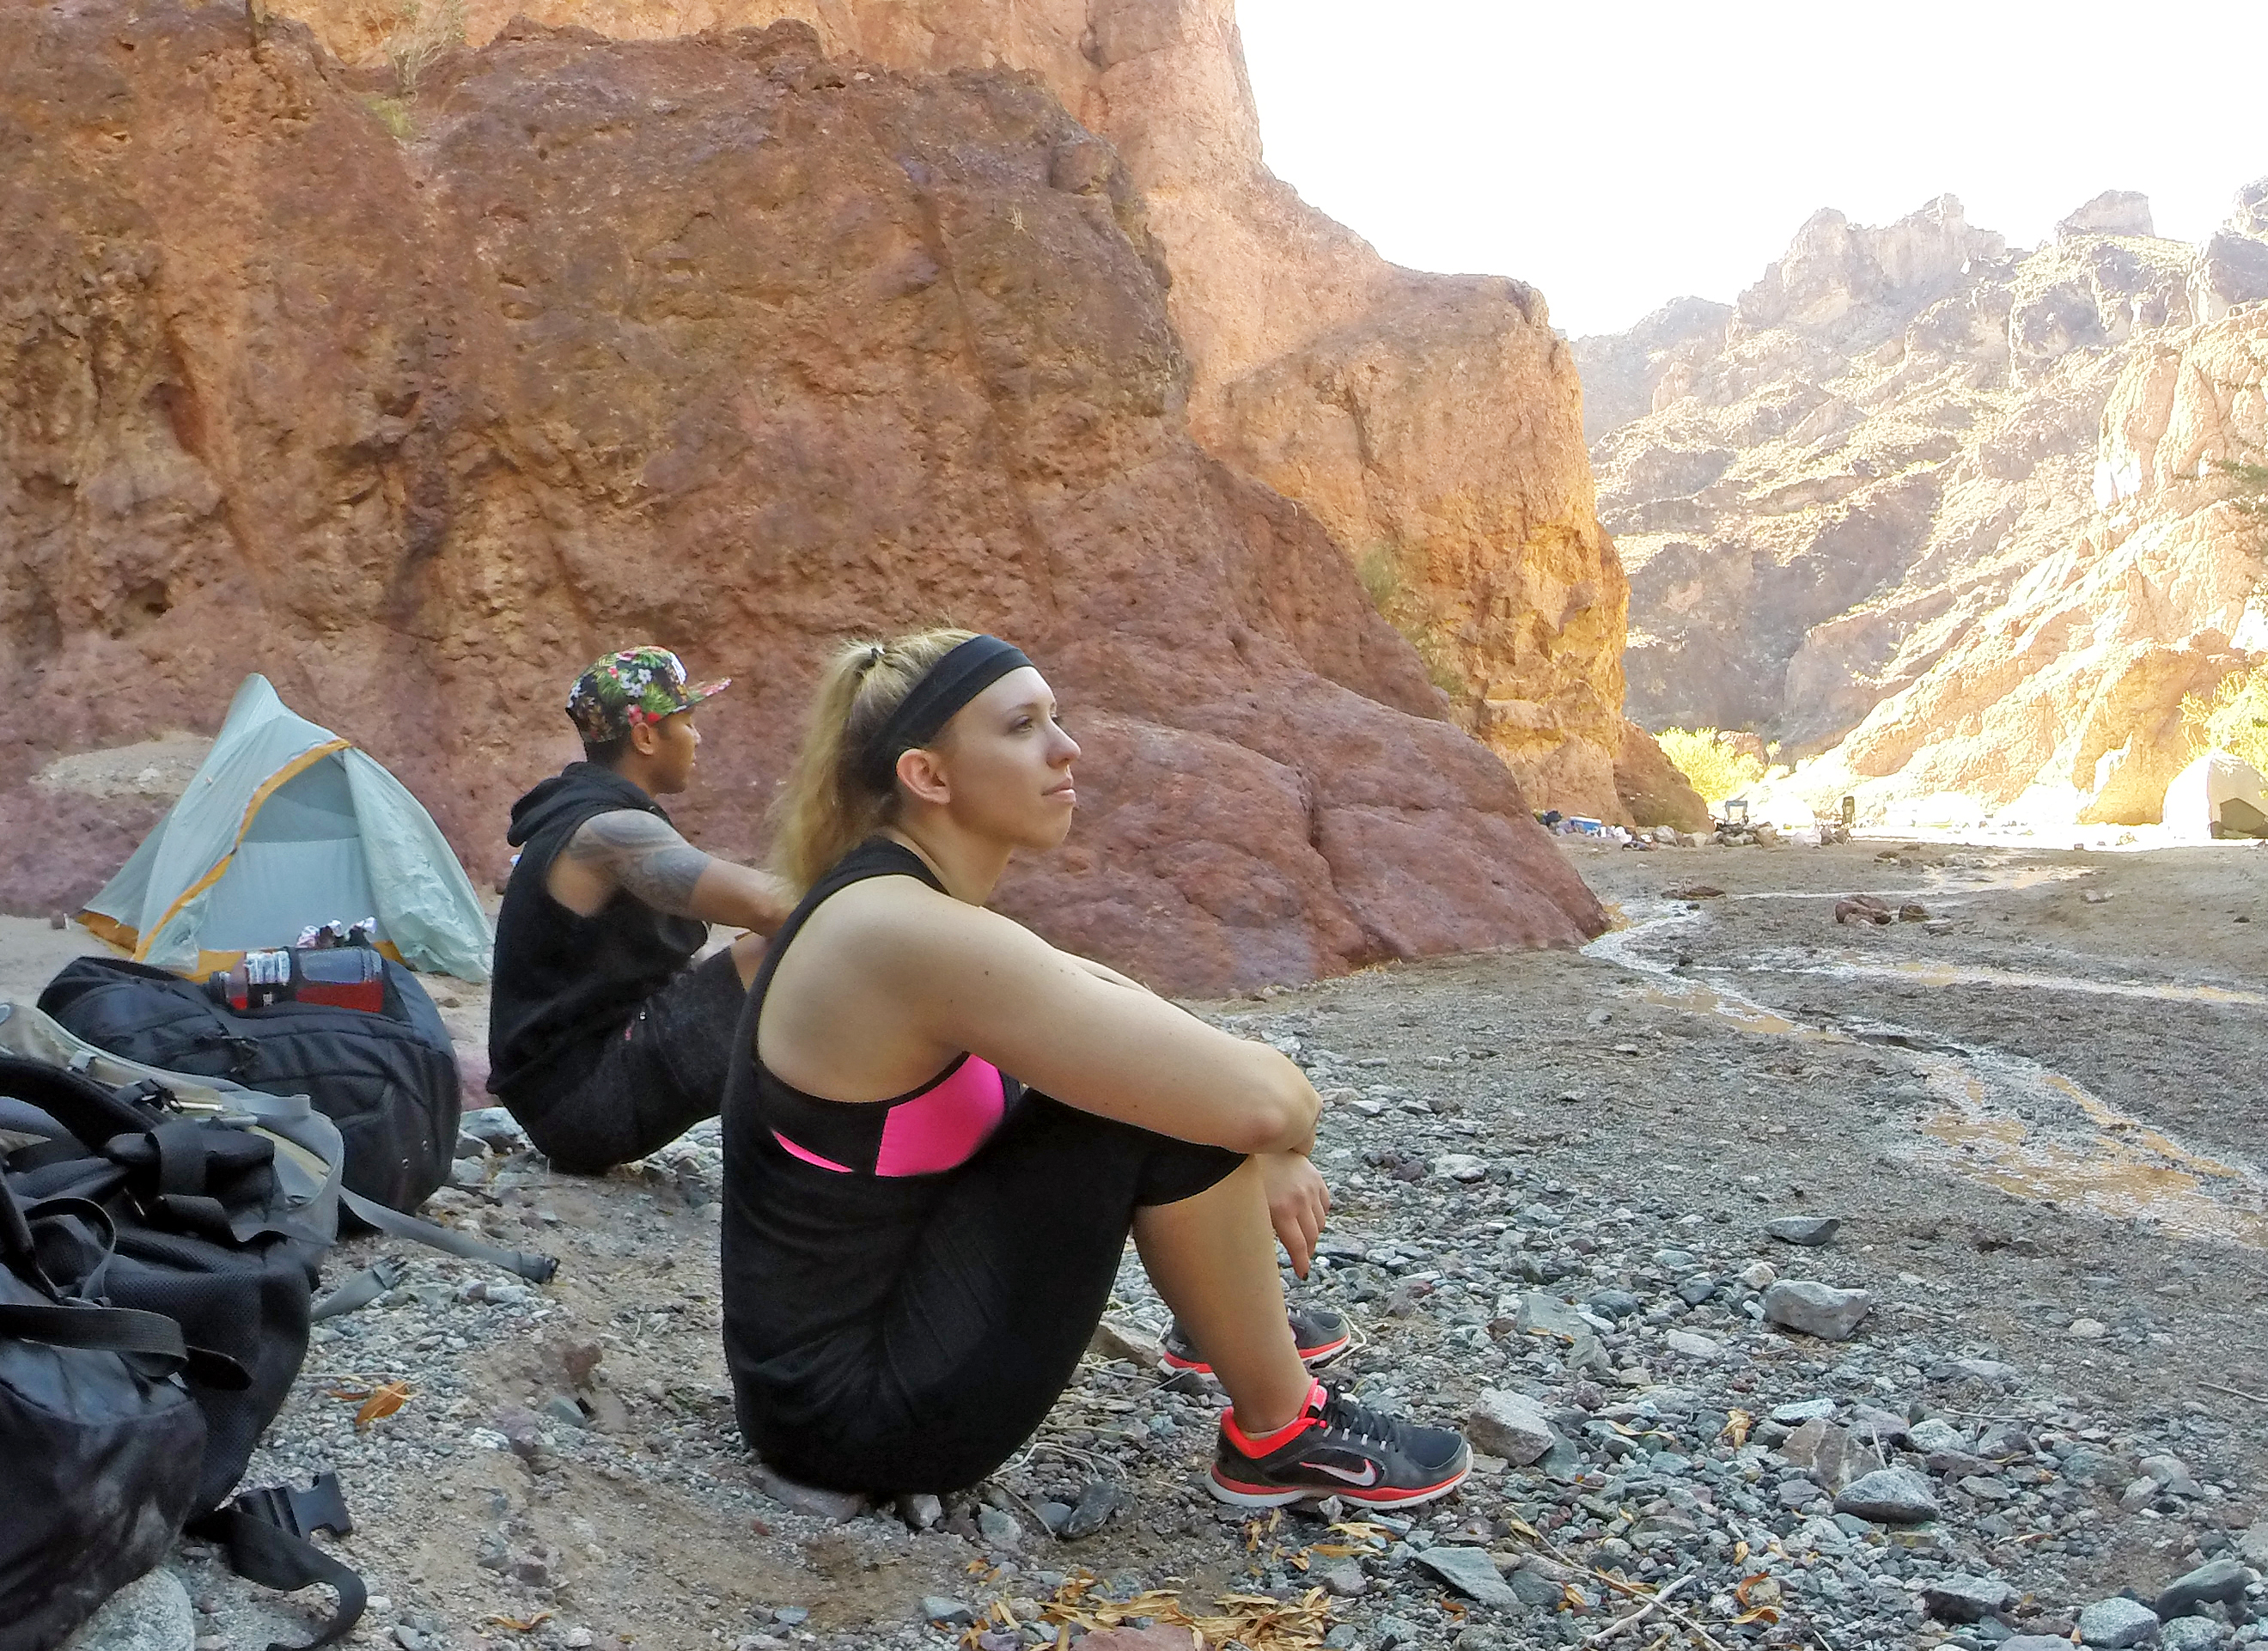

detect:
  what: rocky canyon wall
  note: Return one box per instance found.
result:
[0,0,1610,992]
[1817,308,2266,825]
[1576,186,2268,823]
[270,0,1663,824]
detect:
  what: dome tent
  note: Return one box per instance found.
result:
[78,675,491,981]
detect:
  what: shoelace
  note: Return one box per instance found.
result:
[1315,1387,1400,1451]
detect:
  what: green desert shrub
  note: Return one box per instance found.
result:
[1656,727,1767,804]
[2181,665,2268,774]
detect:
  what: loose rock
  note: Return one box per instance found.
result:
[1412,1545,1519,1610]
[1762,1279,1873,1339]
[1833,1467,1940,1524]
[2077,1596,2161,1648]
[1059,1480,1125,1541]
[2161,1620,2228,1651]
[2154,1557,2248,1619]
[1779,1417,1882,1491]
[1466,1390,1556,1465]
[2237,1518,2268,1567]
[1921,1575,2018,1624]
[1764,1216,1843,1246]
[751,1463,867,1522]
[61,1569,195,1651]
[976,1506,1023,1551]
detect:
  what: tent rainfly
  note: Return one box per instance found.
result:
[79,675,492,981]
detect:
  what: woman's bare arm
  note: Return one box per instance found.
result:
[832,884,1320,1154]
[1069,955,1154,994]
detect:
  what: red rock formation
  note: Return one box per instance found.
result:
[0,3,1606,991]
[267,0,1651,822]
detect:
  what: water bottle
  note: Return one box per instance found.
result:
[208,947,386,1013]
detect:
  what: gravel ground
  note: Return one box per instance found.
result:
[17,835,2268,1651]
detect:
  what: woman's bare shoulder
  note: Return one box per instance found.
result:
[791,874,1044,969]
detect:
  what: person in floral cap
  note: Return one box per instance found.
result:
[486,647,792,1171]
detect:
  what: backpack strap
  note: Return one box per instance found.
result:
[0,1052,156,1149]
[338,1189,557,1284]
[309,1258,404,1321]
[0,1299,192,1363]
[190,1472,366,1651]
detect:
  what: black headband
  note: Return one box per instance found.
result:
[857,634,1034,789]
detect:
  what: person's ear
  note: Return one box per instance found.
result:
[629,718,662,758]
[896,746,952,807]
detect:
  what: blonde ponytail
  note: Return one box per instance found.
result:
[768,627,977,892]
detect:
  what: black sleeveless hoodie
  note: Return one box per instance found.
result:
[486,763,710,1106]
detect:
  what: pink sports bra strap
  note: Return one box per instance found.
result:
[743,840,1021,1179]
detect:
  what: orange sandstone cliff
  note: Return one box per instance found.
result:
[273,0,1679,825]
[0,3,1612,991]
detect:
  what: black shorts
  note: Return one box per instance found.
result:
[510,948,748,1173]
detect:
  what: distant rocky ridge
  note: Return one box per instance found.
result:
[1576,183,2268,823]
[270,0,1690,826]
[0,1,1612,991]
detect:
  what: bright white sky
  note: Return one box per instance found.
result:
[1237,1,2268,338]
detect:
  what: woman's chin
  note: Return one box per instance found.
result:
[1021,801,1076,850]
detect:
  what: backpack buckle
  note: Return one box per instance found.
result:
[235,1471,354,1542]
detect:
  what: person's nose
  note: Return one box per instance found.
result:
[1050,726,1080,765]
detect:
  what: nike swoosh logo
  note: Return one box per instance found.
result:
[1307,1460,1381,1486]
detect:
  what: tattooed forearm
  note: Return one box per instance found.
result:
[566,811,714,917]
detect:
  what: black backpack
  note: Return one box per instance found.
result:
[39,954,460,1215]
[0,1005,553,1651]
[0,1170,209,1651]
[0,1041,360,1651]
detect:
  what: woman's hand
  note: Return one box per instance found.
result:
[1258,1151,1331,1277]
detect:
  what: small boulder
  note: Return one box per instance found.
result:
[1779,1417,1881,1492]
[2139,1453,2201,1495]
[1906,1417,1966,1454]
[2238,1517,2268,1566]
[1763,1279,1872,1340]
[1413,1544,1519,1609]
[976,1506,1023,1552]
[1833,1467,1939,1524]
[2161,1620,2228,1651]
[1515,1292,1588,1340]
[1059,1480,1125,1541]
[2155,1557,2248,1620]
[1466,1390,1556,1465]
[2077,1597,2160,1648]
[59,1568,194,1651]
[1920,1575,2017,1624]
[1088,1319,1165,1367]
[753,1461,867,1522]
[1764,1216,1843,1246]
[1768,1398,1837,1424]
[922,1598,977,1627]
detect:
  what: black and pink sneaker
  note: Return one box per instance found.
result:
[1208,1380,1471,1509]
[1161,1307,1351,1374]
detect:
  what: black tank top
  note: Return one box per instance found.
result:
[487,764,709,1105]
[719,839,1025,1447]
